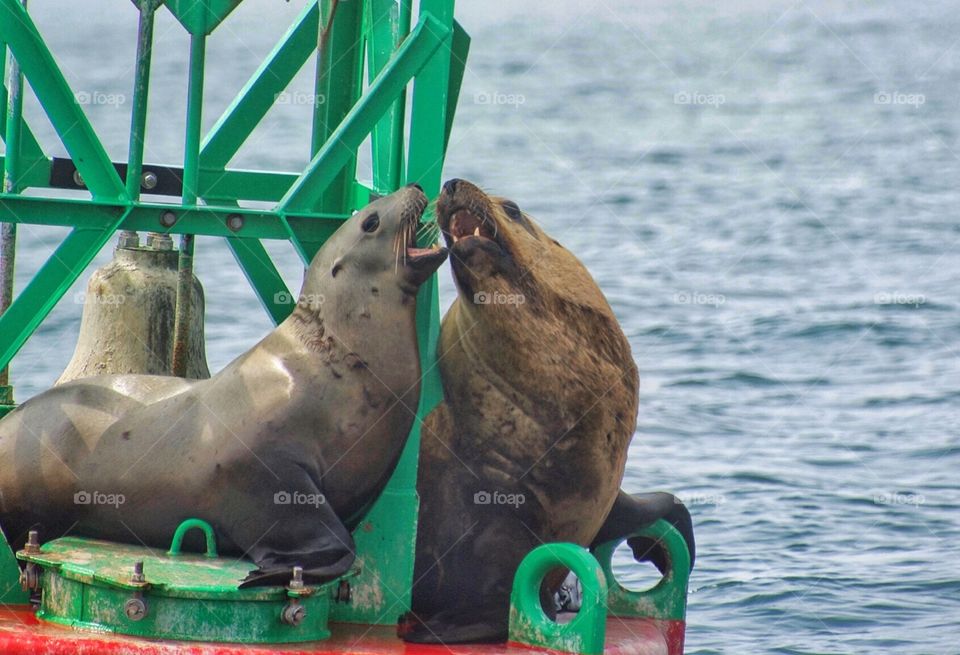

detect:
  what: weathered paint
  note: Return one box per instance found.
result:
[0,606,672,655]
[17,536,339,643]
[508,544,608,655]
[592,521,690,623]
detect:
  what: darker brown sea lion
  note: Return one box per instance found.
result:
[404,179,650,643]
[0,185,447,587]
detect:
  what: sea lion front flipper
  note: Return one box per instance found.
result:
[231,460,357,588]
[590,491,696,573]
[238,496,355,587]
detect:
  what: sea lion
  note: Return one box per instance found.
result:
[403,179,693,643]
[0,184,447,587]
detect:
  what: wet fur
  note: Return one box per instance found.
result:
[405,181,639,643]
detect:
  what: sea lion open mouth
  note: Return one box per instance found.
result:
[436,180,504,256]
[398,191,448,286]
[446,207,498,246]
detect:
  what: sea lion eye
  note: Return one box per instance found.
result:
[501,200,523,222]
[361,213,380,233]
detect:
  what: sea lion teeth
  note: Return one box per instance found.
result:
[474,227,481,237]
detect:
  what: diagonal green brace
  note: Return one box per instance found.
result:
[0,0,126,201]
[200,0,319,171]
[444,20,470,153]
[279,14,450,215]
[198,1,318,315]
[226,237,291,325]
[0,208,131,371]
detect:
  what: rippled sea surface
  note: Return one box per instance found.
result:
[7,1,960,653]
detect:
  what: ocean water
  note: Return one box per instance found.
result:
[5,1,960,653]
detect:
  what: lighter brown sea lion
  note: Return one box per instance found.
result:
[0,185,447,587]
[404,179,640,642]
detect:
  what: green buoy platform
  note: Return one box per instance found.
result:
[16,520,345,643]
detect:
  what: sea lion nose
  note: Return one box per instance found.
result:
[443,178,460,195]
[407,182,423,192]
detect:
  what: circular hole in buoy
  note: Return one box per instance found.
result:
[541,566,576,622]
[611,540,666,593]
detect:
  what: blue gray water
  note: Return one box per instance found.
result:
[6,1,960,653]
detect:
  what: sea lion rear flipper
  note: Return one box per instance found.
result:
[590,491,696,572]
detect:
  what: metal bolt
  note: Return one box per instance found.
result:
[124,596,147,621]
[334,579,351,603]
[24,530,40,554]
[72,170,85,188]
[147,232,173,251]
[131,561,145,584]
[288,566,304,590]
[281,601,306,626]
[19,563,38,592]
[117,230,139,249]
[226,213,244,232]
[141,171,158,190]
[159,210,177,228]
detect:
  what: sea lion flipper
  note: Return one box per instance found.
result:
[239,549,354,588]
[238,509,356,588]
[232,464,358,588]
[590,491,696,572]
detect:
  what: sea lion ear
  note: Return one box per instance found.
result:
[501,200,523,221]
[331,257,344,277]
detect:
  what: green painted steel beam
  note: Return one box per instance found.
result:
[201,169,299,201]
[198,1,319,320]
[0,523,27,604]
[0,85,49,186]
[309,0,364,222]
[0,213,131,371]
[200,0,319,171]
[0,196,346,241]
[366,0,410,194]
[206,193,293,326]
[226,236,292,325]
[445,19,470,152]
[280,14,449,215]
[165,0,243,37]
[0,0,126,201]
